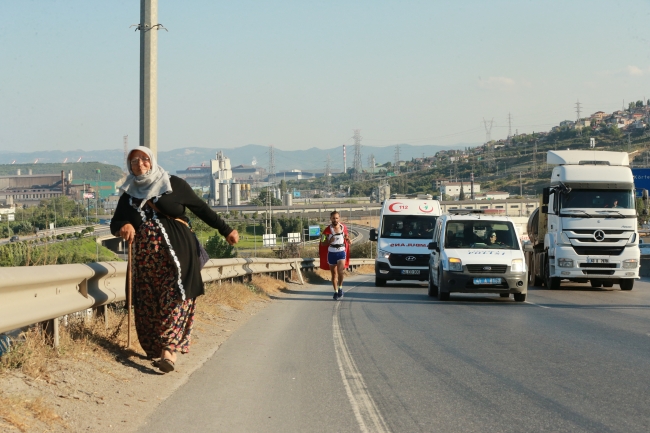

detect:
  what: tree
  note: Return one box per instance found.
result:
[205,233,235,259]
[636,100,644,108]
[459,181,466,201]
[279,179,287,195]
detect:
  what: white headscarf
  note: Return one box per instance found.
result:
[119,146,172,205]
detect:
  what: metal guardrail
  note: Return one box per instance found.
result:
[0,257,374,336]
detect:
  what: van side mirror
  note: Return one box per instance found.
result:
[369,228,377,242]
[541,205,549,214]
[428,242,438,250]
[542,187,550,205]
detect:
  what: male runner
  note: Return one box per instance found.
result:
[319,211,350,300]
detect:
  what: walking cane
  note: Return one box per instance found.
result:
[127,241,133,349]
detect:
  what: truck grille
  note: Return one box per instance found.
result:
[572,246,625,256]
[570,229,625,235]
[388,254,429,267]
[466,264,507,274]
[582,270,615,275]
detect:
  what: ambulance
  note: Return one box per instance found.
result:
[369,195,442,286]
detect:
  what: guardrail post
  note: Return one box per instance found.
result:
[93,305,109,329]
[293,260,305,285]
[40,318,60,348]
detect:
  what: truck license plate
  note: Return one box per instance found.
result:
[401,270,420,275]
[473,278,501,285]
[587,258,609,263]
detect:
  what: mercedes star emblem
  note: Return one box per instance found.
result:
[593,230,605,242]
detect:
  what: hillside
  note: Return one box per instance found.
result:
[0,162,125,182]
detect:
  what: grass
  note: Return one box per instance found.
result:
[0,274,288,431]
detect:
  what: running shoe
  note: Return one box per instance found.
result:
[338,288,343,299]
[333,292,339,300]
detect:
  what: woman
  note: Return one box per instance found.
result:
[111,146,238,373]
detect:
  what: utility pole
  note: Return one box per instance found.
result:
[123,135,129,172]
[575,99,582,137]
[507,112,512,141]
[394,144,401,175]
[352,130,363,181]
[325,154,331,193]
[519,172,523,197]
[343,144,347,175]
[134,0,166,158]
[267,145,275,235]
[483,118,495,168]
[533,139,538,178]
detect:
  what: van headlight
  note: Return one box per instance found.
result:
[623,259,638,269]
[448,257,462,272]
[511,259,524,272]
[378,249,391,259]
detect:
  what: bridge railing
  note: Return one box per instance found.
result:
[0,257,374,338]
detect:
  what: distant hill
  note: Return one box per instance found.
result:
[0,162,125,182]
[0,143,476,174]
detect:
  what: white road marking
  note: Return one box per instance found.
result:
[525,301,550,309]
[332,284,390,433]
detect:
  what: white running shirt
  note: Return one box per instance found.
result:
[327,224,346,253]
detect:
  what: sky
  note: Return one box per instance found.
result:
[2,0,650,156]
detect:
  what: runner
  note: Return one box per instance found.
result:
[319,211,351,300]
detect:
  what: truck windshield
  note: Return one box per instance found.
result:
[560,189,634,209]
[444,221,519,250]
[381,215,438,240]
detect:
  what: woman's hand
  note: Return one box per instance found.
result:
[226,230,239,245]
[119,223,136,244]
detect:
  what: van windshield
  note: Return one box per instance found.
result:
[381,215,437,240]
[444,221,519,250]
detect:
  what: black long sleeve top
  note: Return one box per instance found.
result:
[110,175,233,299]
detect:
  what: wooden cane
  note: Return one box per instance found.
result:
[127,241,133,349]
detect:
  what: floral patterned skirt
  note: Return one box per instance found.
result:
[132,219,196,358]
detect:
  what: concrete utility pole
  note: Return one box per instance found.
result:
[136,0,165,158]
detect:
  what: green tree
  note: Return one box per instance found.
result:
[636,100,644,108]
[459,182,466,200]
[205,234,235,259]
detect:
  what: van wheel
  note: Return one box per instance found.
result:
[375,276,387,287]
[438,271,450,300]
[427,272,438,297]
[514,293,526,302]
[620,279,634,291]
[499,293,510,298]
[602,282,614,288]
[590,281,602,288]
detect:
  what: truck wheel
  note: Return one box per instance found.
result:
[590,281,602,288]
[514,293,526,302]
[438,271,450,301]
[620,279,634,291]
[545,260,561,290]
[602,282,614,288]
[427,271,438,297]
[375,276,387,287]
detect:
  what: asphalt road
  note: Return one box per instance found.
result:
[139,275,650,433]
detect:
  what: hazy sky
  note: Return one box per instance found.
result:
[2,0,650,155]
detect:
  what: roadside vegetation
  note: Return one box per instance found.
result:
[0,236,116,267]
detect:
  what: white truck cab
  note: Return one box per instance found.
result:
[369,195,442,286]
[428,210,528,301]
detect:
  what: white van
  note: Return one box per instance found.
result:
[427,210,528,301]
[369,195,442,286]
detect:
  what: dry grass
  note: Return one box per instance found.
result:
[351,264,375,275]
[0,394,65,432]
